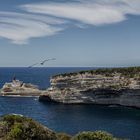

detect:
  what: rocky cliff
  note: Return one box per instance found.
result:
[39,67,140,108]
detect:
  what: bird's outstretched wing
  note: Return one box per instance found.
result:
[41,58,56,65]
[28,63,39,68]
[28,58,56,67]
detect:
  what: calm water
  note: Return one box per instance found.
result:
[0,67,140,140]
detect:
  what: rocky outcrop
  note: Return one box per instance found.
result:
[0,79,42,96]
[39,67,140,108]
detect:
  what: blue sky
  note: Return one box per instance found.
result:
[0,0,140,67]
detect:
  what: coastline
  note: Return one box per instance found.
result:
[39,67,140,108]
[1,67,140,109]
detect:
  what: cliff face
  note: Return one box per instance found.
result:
[40,68,140,108]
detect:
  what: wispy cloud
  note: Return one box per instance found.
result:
[0,0,140,44]
[0,12,65,44]
[22,0,140,26]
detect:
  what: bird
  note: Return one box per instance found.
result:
[28,63,39,68]
[28,58,56,68]
[40,58,56,65]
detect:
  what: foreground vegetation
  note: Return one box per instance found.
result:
[0,114,125,140]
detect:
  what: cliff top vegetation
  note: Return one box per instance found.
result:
[53,67,140,78]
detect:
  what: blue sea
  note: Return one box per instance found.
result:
[0,67,140,140]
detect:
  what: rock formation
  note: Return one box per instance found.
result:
[1,79,42,96]
[39,67,140,108]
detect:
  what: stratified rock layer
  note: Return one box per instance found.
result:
[39,68,140,108]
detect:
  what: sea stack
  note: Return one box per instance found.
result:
[0,79,42,96]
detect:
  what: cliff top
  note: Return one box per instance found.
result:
[53,67,140,79]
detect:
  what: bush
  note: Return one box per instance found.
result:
[0,115,124,140]
[0,114,57,140]
[2,114,25,127]
[72,131,114,140]
[6,123,23,140]
[56,133,71,140]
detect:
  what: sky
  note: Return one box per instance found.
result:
[0,0,140,67]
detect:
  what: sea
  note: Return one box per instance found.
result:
[0,67,140,140]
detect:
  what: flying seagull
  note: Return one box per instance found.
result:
[28,58,56,68]
[40,58,56,65]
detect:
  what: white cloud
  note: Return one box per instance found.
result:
[0,12,65,44]
[1,0,140,44]
[22,0,140,26]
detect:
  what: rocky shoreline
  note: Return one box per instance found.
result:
[39,67,140,108]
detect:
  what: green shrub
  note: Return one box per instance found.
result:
[6,123,23,140]
[2,114,25,126]
[1,114,57,140]
[72,131,114,140]
[0,115,124,140]
[56,133,71,140]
